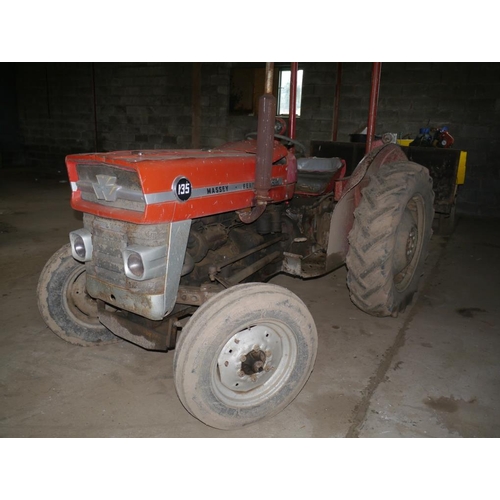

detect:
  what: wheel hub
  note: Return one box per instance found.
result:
[406,226,417,261]
[241,348,267,375]
[393,195,424,290]
[65,268,100,325]
[217,325,282,392]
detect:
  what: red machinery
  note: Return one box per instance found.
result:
[38,62,434,429]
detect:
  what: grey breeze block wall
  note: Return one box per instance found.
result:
[6,62,500,217]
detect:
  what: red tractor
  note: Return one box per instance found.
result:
[37,64,434,429]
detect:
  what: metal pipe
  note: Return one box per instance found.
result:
[264,62,274,94]
[217,235,283,271]
[332,62,342,141]
[238,62,276,224]
[181,252,195,276]
[228,250,282,285]
[289,62,298,140]
[365,62,382,154]
[255,91,276,199]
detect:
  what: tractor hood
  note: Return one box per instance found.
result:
[66,139,295,224]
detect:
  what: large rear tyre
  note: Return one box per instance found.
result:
[346,161,434,317]
[37,244,119,346]
[173,283,318,430]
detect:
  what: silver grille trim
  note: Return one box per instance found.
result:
[77,180,145,203]
[76,163,145,212]
[74,162,286,212]
[82,214,191,320]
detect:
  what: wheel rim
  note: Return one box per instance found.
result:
[63,266,101,327]
[213,321,297,408]
[393,194,425,291]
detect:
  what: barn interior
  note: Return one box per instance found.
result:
[1,61,499,445]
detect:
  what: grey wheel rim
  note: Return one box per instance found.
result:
[393,193,425,291]
[213,320,297,408]
[62,266,101,327]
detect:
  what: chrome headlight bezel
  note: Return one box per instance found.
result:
[122,244,167,281]
[69,229,93,262]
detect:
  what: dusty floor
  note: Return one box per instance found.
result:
[1,170,499,438]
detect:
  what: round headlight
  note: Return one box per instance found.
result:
[74,235,86,259]
[127,253,144,278]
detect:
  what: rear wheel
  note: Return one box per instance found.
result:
[173,283,318,429]
[37,244,118,346]
[346,161,434,317]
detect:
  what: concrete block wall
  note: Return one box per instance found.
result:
[7,62,500,216]
[14,63,95,170]
[0,63,23,167]
[94,62,192,151]
[12,63,193,170]
[199,62,231,146]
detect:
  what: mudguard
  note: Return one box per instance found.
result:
[325,144,408,271]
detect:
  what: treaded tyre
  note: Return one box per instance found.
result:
[173,283,318,430]
[346,161,434,317]
[37,244,119,346]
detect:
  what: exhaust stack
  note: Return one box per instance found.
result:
[238,62,276,224]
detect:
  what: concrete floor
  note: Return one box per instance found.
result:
[1,170,499,438]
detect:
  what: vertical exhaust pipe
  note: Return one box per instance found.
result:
[289,62,298,141]
[238,62,276,223]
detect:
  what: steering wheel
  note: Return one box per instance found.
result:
[245,132,306,156]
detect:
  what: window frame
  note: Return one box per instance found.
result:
[276,68,303,118]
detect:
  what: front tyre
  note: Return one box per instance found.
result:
[346,161,434,317]
[37,244,119,346]
[173,283,318,430]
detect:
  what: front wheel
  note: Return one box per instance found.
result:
[37,244,119,346]
[173,283,318,429]
[346,161,435,317]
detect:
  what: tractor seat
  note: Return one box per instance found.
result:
[295,157,344,195]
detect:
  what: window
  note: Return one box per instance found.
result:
[229,65,304,117]
[277,69,303,116]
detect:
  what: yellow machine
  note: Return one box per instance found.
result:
[397,139,467,186]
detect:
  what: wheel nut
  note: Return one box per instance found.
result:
[238,370,245,377]
[240,355,247,362]
[253,361,264,372]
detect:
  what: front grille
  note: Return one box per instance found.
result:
[76,163,145,212]
[83,214,169,295]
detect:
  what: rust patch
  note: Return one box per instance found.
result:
[425,395,477,413]
[393,361,404,370]
[457,307,486,318]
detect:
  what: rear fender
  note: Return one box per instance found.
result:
[325,144,408,270]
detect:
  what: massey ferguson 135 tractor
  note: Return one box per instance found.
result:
[37,63,434,429]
